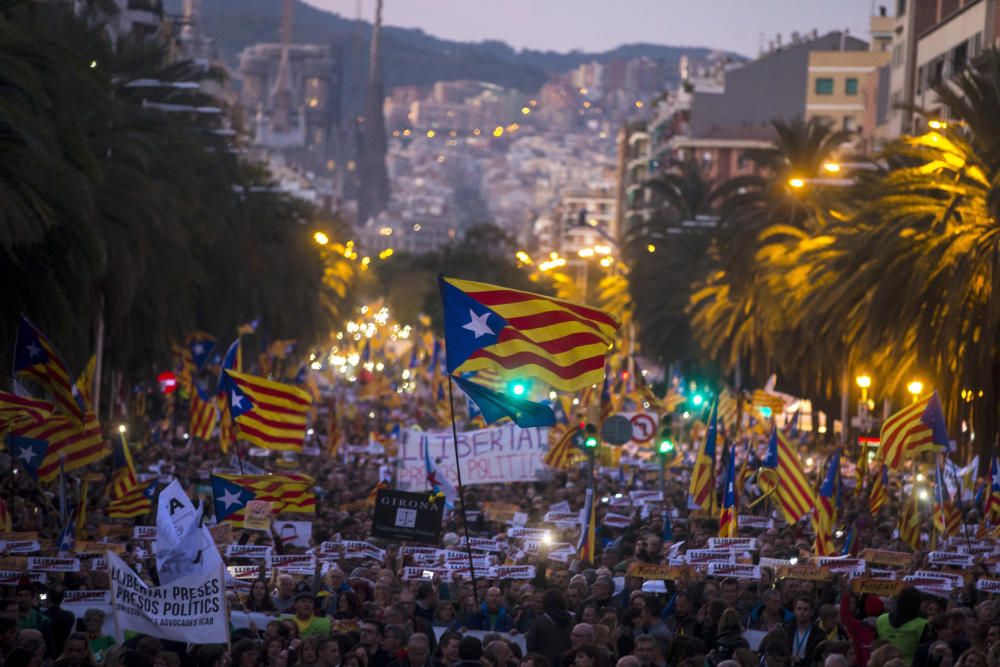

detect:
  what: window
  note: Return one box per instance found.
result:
[815,78,834,95]
[843,116,858,132]
[896,0,906,16]
[845,78,858,95]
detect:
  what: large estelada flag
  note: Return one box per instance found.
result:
[12,315,85,424]
[7,407,105,483]
[761,427,816,525]
[879,391,948,470]
[211,473,315,523]
[221,370,311,451]
[439,276,619,392]
[107,480,157,518]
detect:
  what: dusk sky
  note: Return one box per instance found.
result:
[303,0,879,57]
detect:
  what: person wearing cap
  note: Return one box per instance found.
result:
[81,610,115,665]
[282,588,331,640]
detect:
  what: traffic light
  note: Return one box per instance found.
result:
[690,392,705,407]
[658,414,676,461]
[583,423,599,450]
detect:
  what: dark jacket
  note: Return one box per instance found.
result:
[783,621,823,667]
[45,605,75,655]
[527,610,573,667]
[465,603,513,632]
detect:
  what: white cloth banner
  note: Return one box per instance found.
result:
[107,551,227,644]
[396,424,548,490]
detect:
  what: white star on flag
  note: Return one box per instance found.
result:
[25,342,41,358]
[462,309,494,339]
[193,343,205,355]
[230,390,245,410]
[17,447,36,464]
[219,488,243,509]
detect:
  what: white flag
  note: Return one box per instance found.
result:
[154,480,221,585]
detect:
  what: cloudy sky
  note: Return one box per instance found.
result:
[303,0,879,57]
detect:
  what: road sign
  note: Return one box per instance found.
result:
[601,416,633,446]
[629,413,657,443]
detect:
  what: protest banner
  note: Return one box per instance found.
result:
[708,537,758,550]
[400,546,439,557]
[225,545,272,559]
[777,565,831,581]
[861,549,914,567]
[107,551,227,643]
[627,562,690,580]
[494,565,536,580]
[629,490,664,504]
[371,489,444,545]
[928,551,975,567]
[868,568,899,580]
[402,566,448,581]
[549,501,571,513]
[0,540,41,554]
[227,565,264,580]
[813,557,866,576]
[270,555,316,575]
[707,562,761,579]
[462,538,502,552]
[903,574,955,591]
[759,557,793,570]
[0,571,45,585]
[851,578,906,596]
[686,549,735,563]
[603,513,632,528]
[543,511,581,526]
[976,579,1000,594]
[90,558,107,571]
[738,515,775,530]
[64,590,111,605]
[27,557,80,572]
[484,503,521,523]
[913,570,965,588]
[397,424,548,489]
[273,521,312,548]
[242,501,273,532]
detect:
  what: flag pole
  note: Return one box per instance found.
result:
[445,375,480,605]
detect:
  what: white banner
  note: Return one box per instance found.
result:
[396,424,548,490]
[273,521,312,548]
[108,552,227,644]
[28,557,80,572]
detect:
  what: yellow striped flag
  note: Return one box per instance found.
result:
[761,428,815,524]
[110,433,138,498]
[107,480,156,518]
[13,316,85,424]
[867,464,888,514]
[879,391,948,470]
[717,388,739,431]
[933,461,963,541]
[812,451,840,556]
[189,387,218,441]
[12,411,106,483]
[0,391,53,429]
[211,473,315,523]
[718,447,738,537]
[217,394,233,453]
[688,400,718,510]
[439,276,620,392]
[73,355,96,413]
[899,490,922,550]
[751,389,784,415]
[221,370,311,452]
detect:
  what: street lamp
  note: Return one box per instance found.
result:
[313,231,330,246]
[855,374,872,402]
[822,162,842,173]
[907,380,924,403]
[787,177,806,189]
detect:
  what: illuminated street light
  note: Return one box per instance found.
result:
[578,247,595,258]
[787,177,806,189]
[822,162,842,173]
[928,119,948,130]
[118,424,127,434]
[907,380,924,402]
[493,126,504,137]
[856,374,872,402]
[313,231,329,246]
[647,244,656,253]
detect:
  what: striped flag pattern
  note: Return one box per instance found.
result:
[107,480,156,518]
[212,473,315,522]
[189,387,218,441]
[933,461,963,541]
[688,400,718,509]
[718,446,738,537]
[899,491,922,550]
[879,392,948,470]
[13,316,85,424]
[868,464,889,514]
[0,391,53,428]
[217,394,234,453]
[751,389,784,415]
[440,276,620,392]
[222,370,311,451]
[762,428,816,525]
[812,450,840,555]
[110,434,138,498]
[11,411,106,483]
[544,424,585,469]
[717,388,739,431]
[986,456,1000,526]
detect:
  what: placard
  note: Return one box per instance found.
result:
[273,521,312,548]
[371,489,444,545]
[242,501,273,532]
[603,513,632,528]
[27,557,80,572]
[851,578,906,596]
[813,557,866,576]
[738,515,774,530]
[777,565,831,581]
[224,544,272,559]
[976,579,1000,594]
[928,551,975,567]
[861,549,913,567]
[133,526,157,540]
[708,562,761,579]
[627,562,690,580]
[1,540,40,554]
[708,537,758,550]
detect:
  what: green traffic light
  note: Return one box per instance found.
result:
[658,439,674,454]
[584,436,598,449]
[691,393,704,407]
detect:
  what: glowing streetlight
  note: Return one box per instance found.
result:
[822,162,842,173]
[118,424,127,434]
[647,244,656,253]
[787,177,806,189]
[855,374,872,402]
[313,231,329,246]
[928,119,948,130]
[907,380,924,403]
[578,247,595,258]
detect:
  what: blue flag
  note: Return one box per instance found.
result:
[216,338,240,395]
[452,375,555,428]
[5,433,48,480]
[57,509,76,553]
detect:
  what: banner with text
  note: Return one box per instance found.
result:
[397,424,548,490]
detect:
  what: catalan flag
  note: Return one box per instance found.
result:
[211,473,315,523]
[75,480,89,540]
[107,480,156,518]
[216,394,234,453]
[717,388,739,432]
[5,433,48,480]
[879,391,948,470]
[899,490,922,551]
[439,276,619,392]
[221,370,311,452]
[216,338,240,394]
[762,428,815,525]
[12,315,85,424]
[544,420,585,470]
[986,456,1000,526]
[718,444,738,537]
[11,411,106,483]
[688,399,718,510]
[189,386,218,441]
[577,487,596,563]
[868,463,889,514]
[237,319,259,336]
[813,450,840,555]
[72,355,96,413]
[174,342,194,395]
[751,389,784,416]
[188,332,217,371]
[0,391,53,429]
[110,433,138,498]
[933,461,963,542]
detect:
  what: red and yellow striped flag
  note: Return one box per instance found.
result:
[189,387,218,441]
[107,480,156,518]
[221,370,311,452]
[12,411,106,483]
[868,464,888,514]
[110,433,138,499]
[211,473,315,523]
[688,400,718,510]
[879,392,948,470]
[899,491,922,550]
[439,276,620,392]
[13,316,85,424]
[0,391,53,429]
[761,428,815,525]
